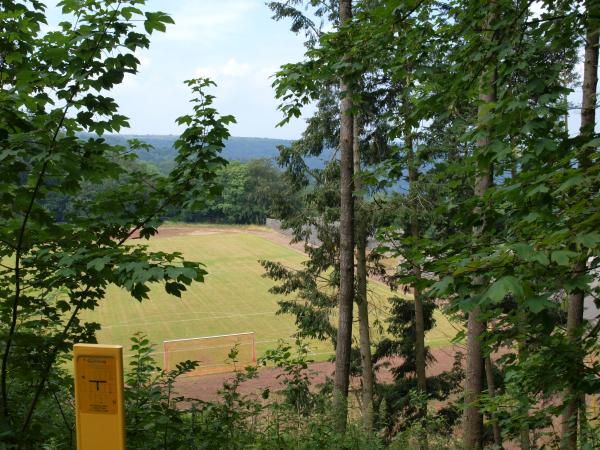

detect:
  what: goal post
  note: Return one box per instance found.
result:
[163,332,256,377]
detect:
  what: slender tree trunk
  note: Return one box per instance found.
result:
[517,308,530,450]
[408,139,427,395]
[353,116,374,431]
[333,0,354,433]
[485,356,502,448]
[406,128,428,450]
[561,268,585,450]
[464,307,485,450]
[464,58,497,450]
[561,260,586,450]
[519,429,531,450]
[561,12,598,449]
[579,393,589,448]
[579,19,599,155]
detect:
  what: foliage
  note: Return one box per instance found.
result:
[372,296,464,438]
[124,335,392,450]
[270,0,600,446]
[0,0,233,445]
[388,390,463,450]
[260,339,326,416]
[176,159,301,225]
[125,333,199,450]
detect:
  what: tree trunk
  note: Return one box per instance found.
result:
[517,310,530,450]
[407,135,427,394]
[353,116,374,431]
[464,307,486,450]
[464,56,496,450]
[406,129,428,450]
[333,0,354,433]
[561,12,598,449]
[561,263,585,450]
[485,356,502,448]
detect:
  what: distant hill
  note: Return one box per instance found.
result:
[103,134,291,163]
[100,134,331,172]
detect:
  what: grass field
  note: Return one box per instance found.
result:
[82,226,458,366]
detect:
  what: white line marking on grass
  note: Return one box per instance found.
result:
[102,311,279,329]
[123,337,334,359]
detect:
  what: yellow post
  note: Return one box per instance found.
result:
[73,344,125,450]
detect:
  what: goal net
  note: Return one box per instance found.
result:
[163,332,256,377]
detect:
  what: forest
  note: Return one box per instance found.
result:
[0,0,599,449]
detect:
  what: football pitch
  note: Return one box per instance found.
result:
[82,226,457,365]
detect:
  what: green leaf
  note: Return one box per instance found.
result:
[555,175,584,193]
[532,252,550,266]
[526,184,549,197]
[551,250,578,266]
[524,296,557,313]
[144,11,174,34]
[583,137,600,148]
[429,276,453,297]
[575,233,600,249]
[511,243,549,265]
[87,256,111,272]
[511,243,533,260]
[483,276,524,303]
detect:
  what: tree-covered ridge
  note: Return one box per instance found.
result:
[105,134,291,163]
[95,134,333,173]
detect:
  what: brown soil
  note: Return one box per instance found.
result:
[175,346,463,402]
[135,224,307,253]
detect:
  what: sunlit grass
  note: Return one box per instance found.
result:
[82,226,458,367]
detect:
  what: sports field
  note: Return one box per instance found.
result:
[82,225,457,366]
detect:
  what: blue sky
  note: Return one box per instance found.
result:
[46,0,313,139]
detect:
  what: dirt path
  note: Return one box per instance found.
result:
[140,224,307,254]
[175,346,463,402]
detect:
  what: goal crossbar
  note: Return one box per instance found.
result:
[163,331,256,377]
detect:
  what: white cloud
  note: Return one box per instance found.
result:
[40,0,309,138]
[194,66,219,79]
[220,59,251,77]
[194,58,252,79]
[165,0,257,42]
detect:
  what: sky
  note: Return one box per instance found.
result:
[46,0,313,139]
[44,1,586,139]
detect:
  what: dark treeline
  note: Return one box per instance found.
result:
[168,158,301,224]
[45,157,299,225]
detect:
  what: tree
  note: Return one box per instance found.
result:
[463,3,498,446]
[268,0,600,445]
[415,1,596,447]
[342,1,600,448]
[0,1,233,445]
[267,0,360,432]
[332,0,355,432]
[354,116,375,431]
[561,1,599,447]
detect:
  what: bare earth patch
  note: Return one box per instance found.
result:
[175,346,463,402]
[143,224,308,253]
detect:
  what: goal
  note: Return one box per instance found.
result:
[163,332,256,377]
